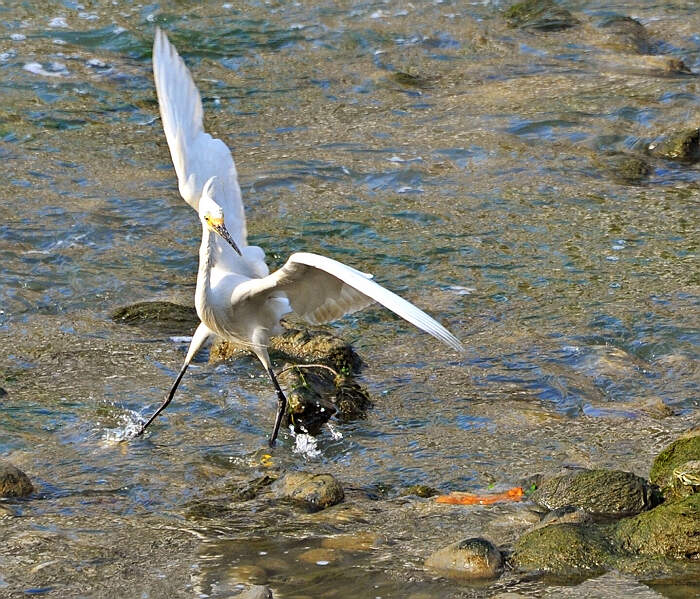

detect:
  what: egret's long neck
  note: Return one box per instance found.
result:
[195,223,216,313]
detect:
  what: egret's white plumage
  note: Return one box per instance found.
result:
[139,29,465,445]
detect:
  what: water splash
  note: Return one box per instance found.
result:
[100,409,145,444]
[290,426,321,459]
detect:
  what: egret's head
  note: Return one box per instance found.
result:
[200,177,242,256]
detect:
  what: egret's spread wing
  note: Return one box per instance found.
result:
[244,252,465,353]
[153,28,247,244]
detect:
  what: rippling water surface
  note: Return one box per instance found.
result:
[0,1,698,597]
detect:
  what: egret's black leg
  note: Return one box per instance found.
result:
[267,366,288,447]
[135,361,190,437]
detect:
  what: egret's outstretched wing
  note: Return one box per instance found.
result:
[239,252,465,353]
[153,27,247,244]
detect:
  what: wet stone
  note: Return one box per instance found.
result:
[237,584,273,599]
[0,461,34,498]
[211,326,362,373]
[272,471,344,511]
[503,0,579,32]
[593,152,650,186]
[279,365,337,435]
[529,468,661,516]
[594,15,649,54]
[401,484,439,498]
[110,301,199,335]
[532,505,593,531]
[512,523,614,577]
[613,493,700,560]
[321,531,384,552]
[425,537,504,580]
[649,433,700,502]
[648,128,700,163]
[0,387,6,397]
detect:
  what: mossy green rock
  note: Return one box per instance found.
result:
[0,461,34,497]
[593,152,650,185]
[613,494,700,560]
[530,468,661,516]
[111,301,199,334]
[650,434,700,501]
[211,327,362,373]
[279,365,337,435]
[504,0,579,31]
[648,128,700,163]
[512,523,614,576]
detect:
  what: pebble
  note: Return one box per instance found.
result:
[425,537,503,580]
[0,461,34,497]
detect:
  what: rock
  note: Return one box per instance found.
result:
[593,152,650,185]
[237,586,273,599]
[390,71,436,89]
[594,15,649,54]
[227,475,277,502]
[613,493,700,560]
[278,365,372,435]
[529,468,661,516]
[110,301,199,335]
[272,471,344,511]
[0,461,34,498]
[0,387,6,397]
[211,327,362,373]
[648,128,700,163]
[532,505,593,531]
[425,537,504,580]
[279,365,337,435]
[512,523,613,576]
[503,0,579,31]
[401,484,439,498]
[649,433,700,501]
[321,531,384,552]
[298,547,337,564]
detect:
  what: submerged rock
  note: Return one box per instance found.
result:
[390,71,436,89]
[613,494,700,560]
[425,537,504,580]
[593,15,649,54]
[401,484,439,498]
[512,523,613,577]
[280,365,337,435]
[0,461,34,498]
[503,0,579,31]
[529,468,661,516]
[272,471,344,511]
[211,326,362,372]
[648,128,700,163]
[111,301,199,334]
[279,364,372,435]
[649,433,700,501]
[593,152,650,185]
[237,585,273,599]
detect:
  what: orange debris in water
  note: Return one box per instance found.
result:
[435,486,524,505]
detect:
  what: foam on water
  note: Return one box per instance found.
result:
[100,409,145,444]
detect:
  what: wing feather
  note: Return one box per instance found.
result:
[152,27,247,245]
[239,252,465,353]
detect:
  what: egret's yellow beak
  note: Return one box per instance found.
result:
[206,216,242,256]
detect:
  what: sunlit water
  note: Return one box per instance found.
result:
[0,0,698,597]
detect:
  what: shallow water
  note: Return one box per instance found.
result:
[0,0,698,597]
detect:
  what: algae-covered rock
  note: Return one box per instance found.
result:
[273,471,344,511]
[111,301,199,334]
[211,327,362,373]
[504,0,579,31]
[425,537,504,580]
[650,434,700,501]
[279,365,337,435]
[0,461,34,498]
[278,364,372,435]
[401,484,439,498]
[530,468,660,516]
[512,523,614,576]
[648,128,700,163]
[390,71,436,89]
[532,505,593,531]
[593,152,650,185]
[613,494,700,560]
[594,15,649,54]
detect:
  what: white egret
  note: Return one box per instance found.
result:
[137,29,465,446]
